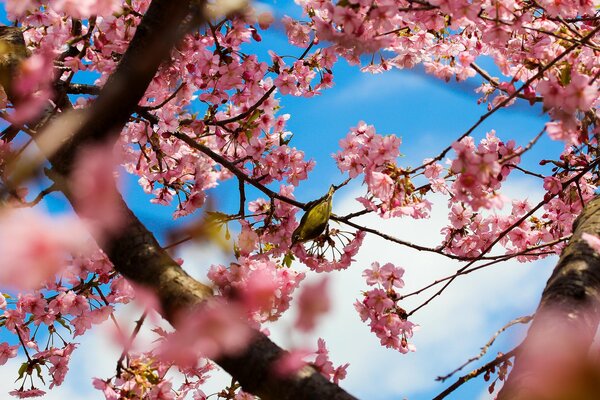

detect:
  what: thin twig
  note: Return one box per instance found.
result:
[433,348,518,400]
[408,158,598,316]
[413,24,600,173]
[400,236,569,300]
[208,40,315,126]
[116,311,148,377]
[437,315,533,382]
[470,63,543,102]
[14,183,58,207]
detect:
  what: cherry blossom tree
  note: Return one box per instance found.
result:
[0,0,599,399]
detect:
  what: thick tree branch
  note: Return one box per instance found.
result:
[498,195,600,399]
[51,0,195,175]
[31,1,358,399]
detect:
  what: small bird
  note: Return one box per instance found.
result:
[0,25,30,143]
[291,185,335,246]
[0,25,29,103]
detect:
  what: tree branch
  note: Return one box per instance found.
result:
[50,0,197,175]
[29,1,358,399]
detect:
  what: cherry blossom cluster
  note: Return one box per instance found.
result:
[274,338,349,385]
[294,230,366,272]
[449,131,520,211]
[440,143,597,259]
[540,152,597,240]
[441,199,543,259]
[312,338,349,384]
[10,0,325,222]
[6,0,122,19]
[243,185,300,256]
[355,262,417,354]
[92,296,260,399]
[335,121,431,219]
[208,257,305,325]
[93,350,214,400]
[287,0,600,147]
[0,235,133,397]
[537,73,597,131]
[289,0,598,81]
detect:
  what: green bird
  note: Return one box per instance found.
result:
[291,185,335,246]
[0,26,29,103]
[0,26,30,143]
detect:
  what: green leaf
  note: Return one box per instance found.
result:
[17,362,28,380]
[282,252,295,268]
[559,63,572,86]
[56,318,72,334]
[35,364,45,385]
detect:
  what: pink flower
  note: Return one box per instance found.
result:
[295,277,330,332]
[147,381,175,400]
[543,176,562,195]
[449,203,473,228]
[159,299,253,365]
[0,208,87,290]
[92,378,119,400]
[379,263,405,291]
[257,12,274,30]
[9,388,46,398]
[364,288,394,314]
[273,348,311,377]
[239,267,279,314]
[49,0,121,18]
[237,222,259,256]
[70,143,124,239]
[0,342,19,365]
[563,73,596,111]
[366,171,394,201]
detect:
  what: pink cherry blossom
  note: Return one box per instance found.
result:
[70,143,124,239]
[295,277,330,332]
[0,343,18,366]
[0,209,87,290]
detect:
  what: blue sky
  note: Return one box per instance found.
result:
[0,1,562,399]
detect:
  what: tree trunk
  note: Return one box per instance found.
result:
[498,196,600,399]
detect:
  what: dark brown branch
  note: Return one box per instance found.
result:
[66,83,101,95]
[437,315,533,382]
[51,0,198,175]
[172,130,497,262]
[434,348,518,400]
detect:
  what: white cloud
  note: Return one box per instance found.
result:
[268,177,554,399]
[327,71,430,106]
